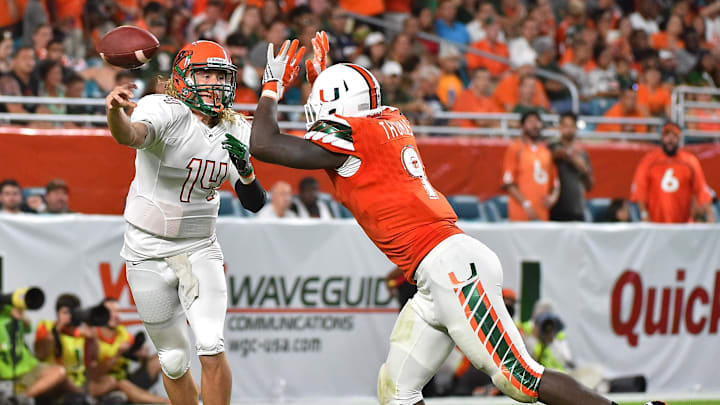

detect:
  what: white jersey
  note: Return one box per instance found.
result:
[121,94,249,260]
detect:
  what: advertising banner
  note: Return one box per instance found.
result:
[1,216,718,399]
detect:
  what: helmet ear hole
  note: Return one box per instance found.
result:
[328,108,336,114]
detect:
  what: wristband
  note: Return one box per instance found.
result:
[239,171,256,185]
[261,81,280,101]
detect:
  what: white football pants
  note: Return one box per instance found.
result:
[126,240,227,379]
[378,233,544,404]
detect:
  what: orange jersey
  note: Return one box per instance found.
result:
[596,102,648,133]
[493,74,550,112]
[631,149,712,223]
[466,40,510,77]
[305,108,462,280]
[502,140,558,221]
[650,32,684,50]
[451,89,503,127]
[636,84,671,116]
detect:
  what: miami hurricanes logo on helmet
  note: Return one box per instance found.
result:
[320,88,340,102]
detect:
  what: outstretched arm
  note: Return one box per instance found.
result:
[249,38,347,170]
[250,97,348,169]
[106,83,147,147]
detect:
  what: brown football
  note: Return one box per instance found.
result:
[97,26,160,69]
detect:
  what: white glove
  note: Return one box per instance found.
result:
[262,39,305,101]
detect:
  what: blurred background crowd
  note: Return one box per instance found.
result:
[0,0,719,130]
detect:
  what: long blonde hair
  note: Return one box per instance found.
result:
[163,79,246,123]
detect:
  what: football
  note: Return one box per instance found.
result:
[96,26,160,69]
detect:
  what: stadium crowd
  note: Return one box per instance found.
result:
[0,0,719,127]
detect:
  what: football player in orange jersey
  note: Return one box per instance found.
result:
[631,121,714,223]
[228,33,636,405]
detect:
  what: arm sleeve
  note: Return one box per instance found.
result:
[502,142,519,186]
[304,116,360,157]
[631,155,650,203]
[129,95,180,149]
[234,178,267,213]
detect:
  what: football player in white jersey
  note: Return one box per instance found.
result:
[105,40,266,405]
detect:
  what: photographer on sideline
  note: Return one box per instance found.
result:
[34,294,111,401]
[94,298,169,404]
[0,299,78,401]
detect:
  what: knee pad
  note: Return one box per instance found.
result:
[195,332,224,356]
[159,348,190,379]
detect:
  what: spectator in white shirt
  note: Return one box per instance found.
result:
[290,177,334,219]
[629,0,660,34]
[561,39,594,100]
[701,1,720,47]
[509,18,538,68]
[587,46,620,115]
[257,181,297,219]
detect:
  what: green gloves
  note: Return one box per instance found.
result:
[222,134,254,178]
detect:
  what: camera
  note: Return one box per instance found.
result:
[123,331,147,361]
[70,303,110,327]
[0,287,45,310]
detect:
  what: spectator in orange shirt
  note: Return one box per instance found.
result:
[688,89,720,132]
[631,122,714,223]
[503,110,559,221]
[188,0,229,42]
[466,17,510,78]
[493,64,551,112]
[596,87,648,133]
[436,43,463,108]
[650,14,685,51]
[636,64,672,117]
[451,68,503,128]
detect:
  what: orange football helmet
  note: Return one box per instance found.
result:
[171,40,237,116]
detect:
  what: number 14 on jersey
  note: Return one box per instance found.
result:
[181,158,228,202]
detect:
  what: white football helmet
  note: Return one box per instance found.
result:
[304,63,382,129]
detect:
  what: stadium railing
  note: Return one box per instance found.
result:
[4,95,720,142]
[0,95,675,141]
[671,85,720,141]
